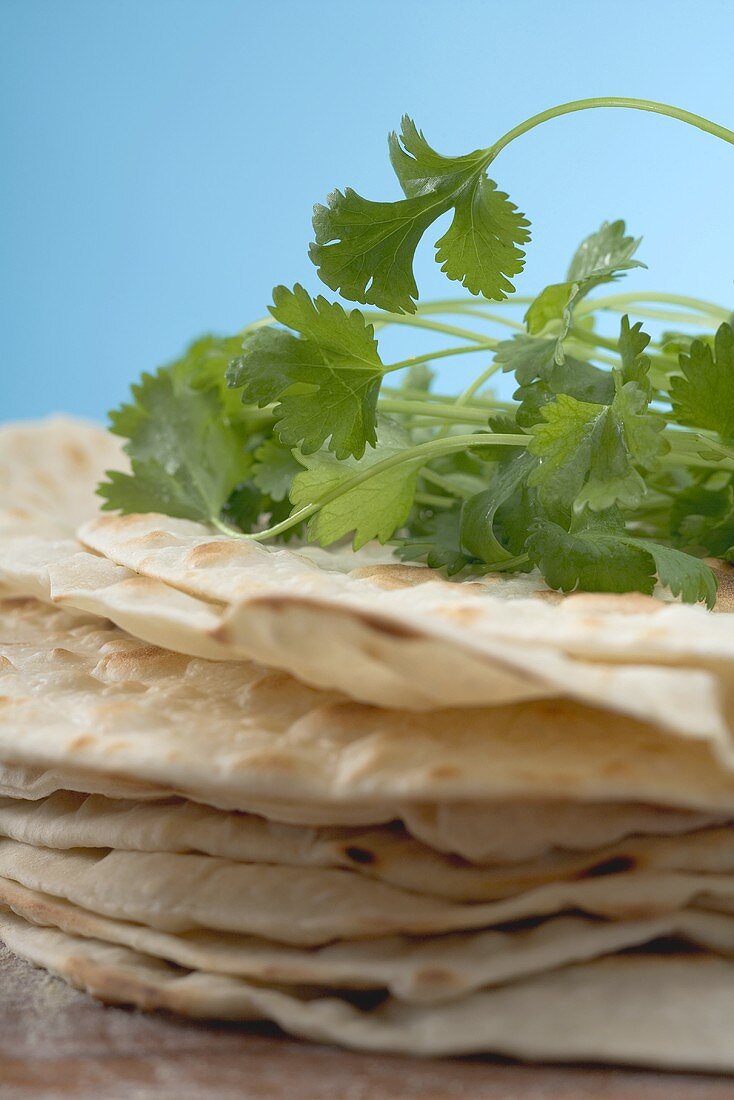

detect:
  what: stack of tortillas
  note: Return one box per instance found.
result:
[3,417,734,1069]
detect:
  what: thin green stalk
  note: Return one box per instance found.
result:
[381,384,505,407]
[569,327,622,354]
[379,398,491,424]
[415,492,454,509]
[456,361,505,405]
[487,98,734,163]
[575,291,730,322]
[383,343,494,374]
[420,468,474,500]
[363,313,498,345]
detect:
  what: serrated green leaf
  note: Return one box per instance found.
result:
[99,355,253,523]
[632,538,718,607]
[460,452,537,564]
[251,438,302,502]
[529,317,665,514]
[528,509,657,595]
[524,221,645,363]
[566,220,643,282]
[226,284,383,460]
[495,333,614,427]
[528,508,716,606]
[310,117,529,313]
[395,506,473,575]
[671,479,734,557]
[290,417,420,549]
[617,314,652,391]
[528,395,645,513]
[670,323,734,442]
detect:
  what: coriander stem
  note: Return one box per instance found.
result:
[420,468,474,499]
[415,492,454,509]
[379,398,490,423]
[456,361,505,404]
[363,313,498,344]
[568,327,621,354]
[383,344,493,374]
[575,291,730,322]
[221,432,529,543]
[487,98,734,163]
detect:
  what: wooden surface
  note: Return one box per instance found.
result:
[2,946,734,1100]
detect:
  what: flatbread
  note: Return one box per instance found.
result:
[0,418,123,538]
[2,837,734,944]
[5,419,734,734]
[5,598,734,822]
[0,791,729,903]
[4,908,734,1066]
[80,511,734,718]
[5,873,734,1004]
[3,536,728,748]
[0,767,715,866]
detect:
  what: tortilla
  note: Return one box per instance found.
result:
[1,767,715,866]
[4,908,734,1066]
[2,837,734,944]
[6,598,734,821]
[4,873,734,1004]
[0,418,123,538]
[4,536,729,747]
[80,510,734,718]
[0,791,729,904]
[5,419,734,733]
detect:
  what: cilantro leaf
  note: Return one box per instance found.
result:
[529,509,656,595]
[524,221,645,363]
[617,314,653,390]
[289,417,420,548]
[250,438,302,502]
[226,284,383,460]
[310,117,530,313]
[670,322,734,442]
[460,452,537,564]
[634,538,718,607]
[528,318,666,513]
[528,508,716,606]
[99,342,253,524]
[671,479,734,558]
[496,334,615,427]
[395,507,473,575]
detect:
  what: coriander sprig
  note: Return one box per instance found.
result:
[100,97,734,605]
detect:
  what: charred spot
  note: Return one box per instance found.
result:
[344,846,376,866]
[445,852,472,868]
[577,854,636,879]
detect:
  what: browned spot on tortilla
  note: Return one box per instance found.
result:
[68,734,95,751]
[50,647,78,661]
[0,656,13,670]
[350,564,435,589]
[531,589,566,604]
[435,606,482,625]
[564,592,664,614]
[63,442,90,469]
[425,764,461,781]
[706,558,734,613]
[413,968,461,990]
[232,751,296,773]
[343,845,376,865]
[90,513,147,532]
[185,540,258,567]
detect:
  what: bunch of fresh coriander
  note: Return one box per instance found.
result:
[100,97,734,606]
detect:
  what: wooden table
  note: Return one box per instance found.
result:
[2,946,734,1100]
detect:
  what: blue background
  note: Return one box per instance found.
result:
[2,0,733,422]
